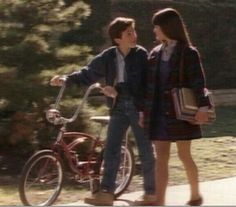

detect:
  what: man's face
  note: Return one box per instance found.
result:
[115,25,137,48]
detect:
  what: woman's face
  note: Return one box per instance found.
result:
[153,25,167,42]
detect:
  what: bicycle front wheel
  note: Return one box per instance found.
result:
[19,150,64,206]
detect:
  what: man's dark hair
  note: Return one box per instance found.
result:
[108,17,135,46]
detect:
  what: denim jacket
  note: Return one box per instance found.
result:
[66,45,148,111]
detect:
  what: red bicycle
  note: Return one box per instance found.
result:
[18,83,134,206]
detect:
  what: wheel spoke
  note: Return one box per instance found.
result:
[19,152,63,206]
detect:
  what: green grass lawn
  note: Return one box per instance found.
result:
[0,106,236,205]
[202,106,236,137]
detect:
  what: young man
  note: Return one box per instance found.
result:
[50,17,156,206]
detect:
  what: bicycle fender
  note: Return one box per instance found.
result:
[23,150,54,166]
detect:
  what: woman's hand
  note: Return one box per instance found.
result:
[101,86,118,98]
[192,110,209,125]
[138,112,144,128]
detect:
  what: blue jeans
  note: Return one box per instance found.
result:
[101,97,155,195]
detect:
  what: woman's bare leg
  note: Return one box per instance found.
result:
[153,141,171,205]
[176,141,201,201]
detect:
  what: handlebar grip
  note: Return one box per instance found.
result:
[90,82,101,89]
[59,76,67,83]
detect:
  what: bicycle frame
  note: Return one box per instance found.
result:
[47,82,132,181]
[45,83,106,180]
[51,131,104,179]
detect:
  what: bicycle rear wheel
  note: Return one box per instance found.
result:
[19,150,64,206]
[98,144,134,198]
[114,144,134,197]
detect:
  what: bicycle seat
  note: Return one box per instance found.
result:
[90,116,110,124]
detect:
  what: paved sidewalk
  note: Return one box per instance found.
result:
[61,176,236,206]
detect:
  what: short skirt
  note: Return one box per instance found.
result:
[149,113,202,141]
[150,114,169,140]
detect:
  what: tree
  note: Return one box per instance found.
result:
[0,0,94,152]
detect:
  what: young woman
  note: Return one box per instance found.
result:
[144,8,212,205]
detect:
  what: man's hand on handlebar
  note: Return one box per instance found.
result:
[101,86,118,98]
[50,76,117,99]
[50,75,66,86]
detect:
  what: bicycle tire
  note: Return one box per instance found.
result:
[19,150,64,206]
[114,144,134,197]
[98,144,134,198]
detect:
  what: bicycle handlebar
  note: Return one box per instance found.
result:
[46,82,102,125]
[68,82,102,123]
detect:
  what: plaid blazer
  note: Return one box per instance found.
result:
[144,43,211,140]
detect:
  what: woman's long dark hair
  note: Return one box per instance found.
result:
[152,8,192,46]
